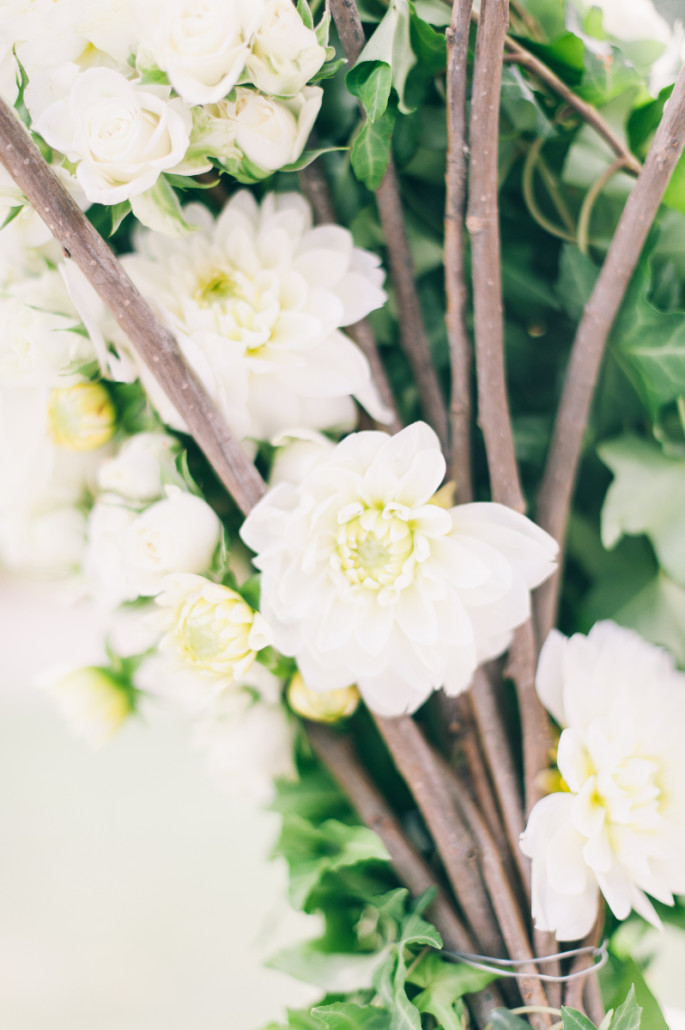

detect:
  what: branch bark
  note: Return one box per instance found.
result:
[373,713,506,960]
[467,0,524,513]
[330,0,450,450]
[535,61,685,641]
[0,99,265,516]
[445,0,475,500]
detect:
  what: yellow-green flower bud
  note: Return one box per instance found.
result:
[50,666,133,748]
[157,574,272,685]
[48,381,116,451]
[287,672,360,723]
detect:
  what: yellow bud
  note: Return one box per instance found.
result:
[52,666,133,748]
[48,381,116,451]
[287,672,360,723]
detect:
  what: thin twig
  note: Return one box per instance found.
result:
[373,714,506,960]
[577,157,627,255]
[467,0,524,513]
[535,61,685,641]
[500,32,642,175]
[522,139,577,243]
[505,621,553,816]
[305,722,503,1026]
[564,911,604,1021]
[445,0,475,499]
[330,0,450,450]
[0,99,265,515]
[298,159,403,433]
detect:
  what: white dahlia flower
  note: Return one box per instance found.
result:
[121,190,390,439]
[520,621,685,940]
[240,422,557,715]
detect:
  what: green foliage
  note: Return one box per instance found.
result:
[562,1010,597,1030]
[350,108,397,190]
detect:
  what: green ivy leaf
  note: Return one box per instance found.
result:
[347,0,416,116]
[562,1009,598,1030]
[611,258,685,416]
[408,953,497,1030]
[312,1003,391,1030]
[350,107,397,190]
[268,940,387,991]
[608,984,642,1030]
[347,62,393,122]
[599,435,685,584]
[556,244,599,320]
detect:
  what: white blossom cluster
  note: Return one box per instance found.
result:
[2,0,330,230]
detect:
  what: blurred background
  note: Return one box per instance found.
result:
[0,576,319,1030]
[1,576,684,1029]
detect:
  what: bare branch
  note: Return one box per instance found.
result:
[506,621,553,816]
[467,0,525,513]
[535,62,685,640]
[445,0,475,499]
[299,160,403,433]
[0,99,265,515]
[305,722,503,1027]
[330,0,450,450]
[373,713,506,960]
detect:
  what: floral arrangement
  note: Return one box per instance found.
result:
[1,0,685,1027]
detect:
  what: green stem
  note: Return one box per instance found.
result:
[523,139,576,243]
[577,158,628,255]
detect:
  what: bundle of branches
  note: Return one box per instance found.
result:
[1,1,683,1027]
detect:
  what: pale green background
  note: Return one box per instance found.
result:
[0,578,683,1029]
[0,578,319,1030]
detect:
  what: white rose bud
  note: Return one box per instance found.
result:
[245,0,327,96]
[35,68,193,205]
[142,0,265,106]
[156,572,272,686]
[96,432,180,503]
[47,382,116,452]
[46,666,133,749]
[287,671,360,723]
[213,85,322,173]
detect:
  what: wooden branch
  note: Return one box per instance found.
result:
[505,621,553,816]
[500,33,641,175]
[470,668,530,895]
[373,713,506,960]
[330,0,450,451]
[299,160,403,433]
[564,911,604,1022]
[445,0,475,500]
[305,722,504,1026]
[466,0,525,513]
[0,99,265,516]
[535,61,685,641]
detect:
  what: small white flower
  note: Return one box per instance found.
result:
[85,487,222,606]
[139,0,264,105]
[122,190,390,439]
[96,432,180,504]
[521,621,685,940]
[154,572,271,686]
[245,0,326,96]
[240,422,557,715]
[209,85,322,173]
[35,67,193,204]
[193,685,296,802]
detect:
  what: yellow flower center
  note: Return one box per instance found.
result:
[194,270,239,306]
[173,592,255,676]
[47,381,116,452]
[332,507,414,591]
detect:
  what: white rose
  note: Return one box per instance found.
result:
[35,68,193,204]
[85,487,221,605]
[141,0,264,105]
[96,432,180,503]
[215,85,322,173]
[245,0,326,96]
